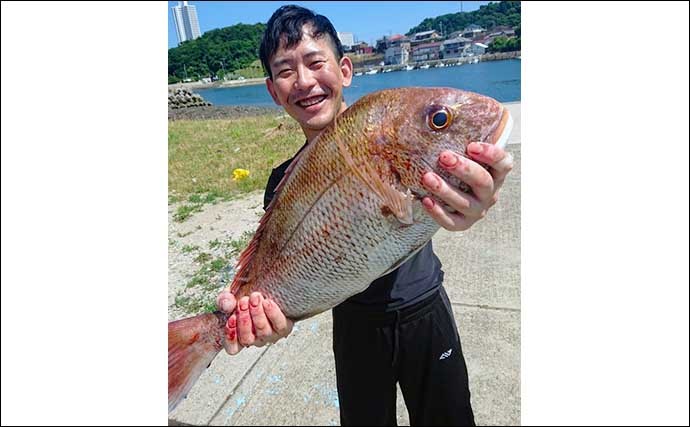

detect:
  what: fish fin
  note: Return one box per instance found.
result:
[168,312,225,413]
[335,137,414,225]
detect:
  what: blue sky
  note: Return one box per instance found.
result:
[168,1,492,49]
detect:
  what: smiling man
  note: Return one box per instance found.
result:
[216,5,513,426]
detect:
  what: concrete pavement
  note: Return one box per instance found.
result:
[169,103,521,426]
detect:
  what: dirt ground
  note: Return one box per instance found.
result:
[167,191,265,321]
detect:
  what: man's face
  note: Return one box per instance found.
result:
[265,27,353,140]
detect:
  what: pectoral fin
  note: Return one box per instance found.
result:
[336,138,414,225]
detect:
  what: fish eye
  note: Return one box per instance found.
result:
[429,108,452,130]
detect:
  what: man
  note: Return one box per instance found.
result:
[216,5,513,426]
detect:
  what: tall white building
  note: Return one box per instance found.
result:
[337,32,355,49]
[172,1,201,44]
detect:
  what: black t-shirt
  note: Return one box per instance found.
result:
[262,143,443,312]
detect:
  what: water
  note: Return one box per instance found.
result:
[198,59,520,106]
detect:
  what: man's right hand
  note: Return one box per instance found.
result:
[216,290,294,355]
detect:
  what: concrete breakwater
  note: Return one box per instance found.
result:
[168,87,212,109]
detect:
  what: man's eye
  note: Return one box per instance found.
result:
[278,69,292,77]
[311,61,325,68]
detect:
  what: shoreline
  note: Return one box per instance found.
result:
[169,77,266,92]
[168,52,520,92]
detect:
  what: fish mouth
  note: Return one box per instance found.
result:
[488,107,513,149]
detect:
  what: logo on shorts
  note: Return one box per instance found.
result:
[439,349,453,360]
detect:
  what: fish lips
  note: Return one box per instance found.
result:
[488,107,513,149]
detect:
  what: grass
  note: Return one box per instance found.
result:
[173,204,203,222]
[232,60,265,79]
[168,113,303,222]
[173,230,257,315]
[181,244,200,253]
[168,113,304,201]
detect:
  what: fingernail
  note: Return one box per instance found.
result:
[468,143,483,155]
[228,316,236,328]
[250,293,260,307]
[221,300,233,313]
[263,299,272,311]
[239,299,248,311]
[440,152,458,167]
[424,173,441,190]
[422,198,435,210]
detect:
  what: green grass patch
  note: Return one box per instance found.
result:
[174,203,203,222]
[181,244,200,253]
[194,252,212,263]
[173,230,258,316]
[232,59,265,79]
[174,292,217,315]
[168,114,304,200]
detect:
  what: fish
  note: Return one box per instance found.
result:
[168,87,513,412]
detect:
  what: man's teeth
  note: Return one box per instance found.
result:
[298,96,326,107]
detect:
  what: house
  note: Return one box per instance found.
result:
[389,34,409,47]
[488,25,516,38]
[350,41,373,55]
[441,37,471,59]
[411,30,442,46]
[447,30,464,40]
[337,32,355,49]
[384,44,410,65]
[462,24,486,40]
[474,34,495,46]
[376,34,409,52]
[411,42,442,62]
[470,42,488,56]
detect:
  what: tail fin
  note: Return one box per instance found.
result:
[168,311,227,413]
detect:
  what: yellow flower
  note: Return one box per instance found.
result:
[232,168,250,181]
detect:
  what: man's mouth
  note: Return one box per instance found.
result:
[296,95,327,108]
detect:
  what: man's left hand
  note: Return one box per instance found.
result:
[421,142,514,231]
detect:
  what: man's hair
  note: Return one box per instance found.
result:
[259,5,344,80]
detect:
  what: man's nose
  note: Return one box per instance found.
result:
[294,65,316,89]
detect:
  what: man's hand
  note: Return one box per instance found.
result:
[216,290,294,355]
[421,142,514,231]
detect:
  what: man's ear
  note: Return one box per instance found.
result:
[265,77,282,106]
[340,56,353,88]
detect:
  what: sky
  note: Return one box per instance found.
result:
[168,1,493,49]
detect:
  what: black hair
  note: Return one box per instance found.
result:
[259,5,344,80]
